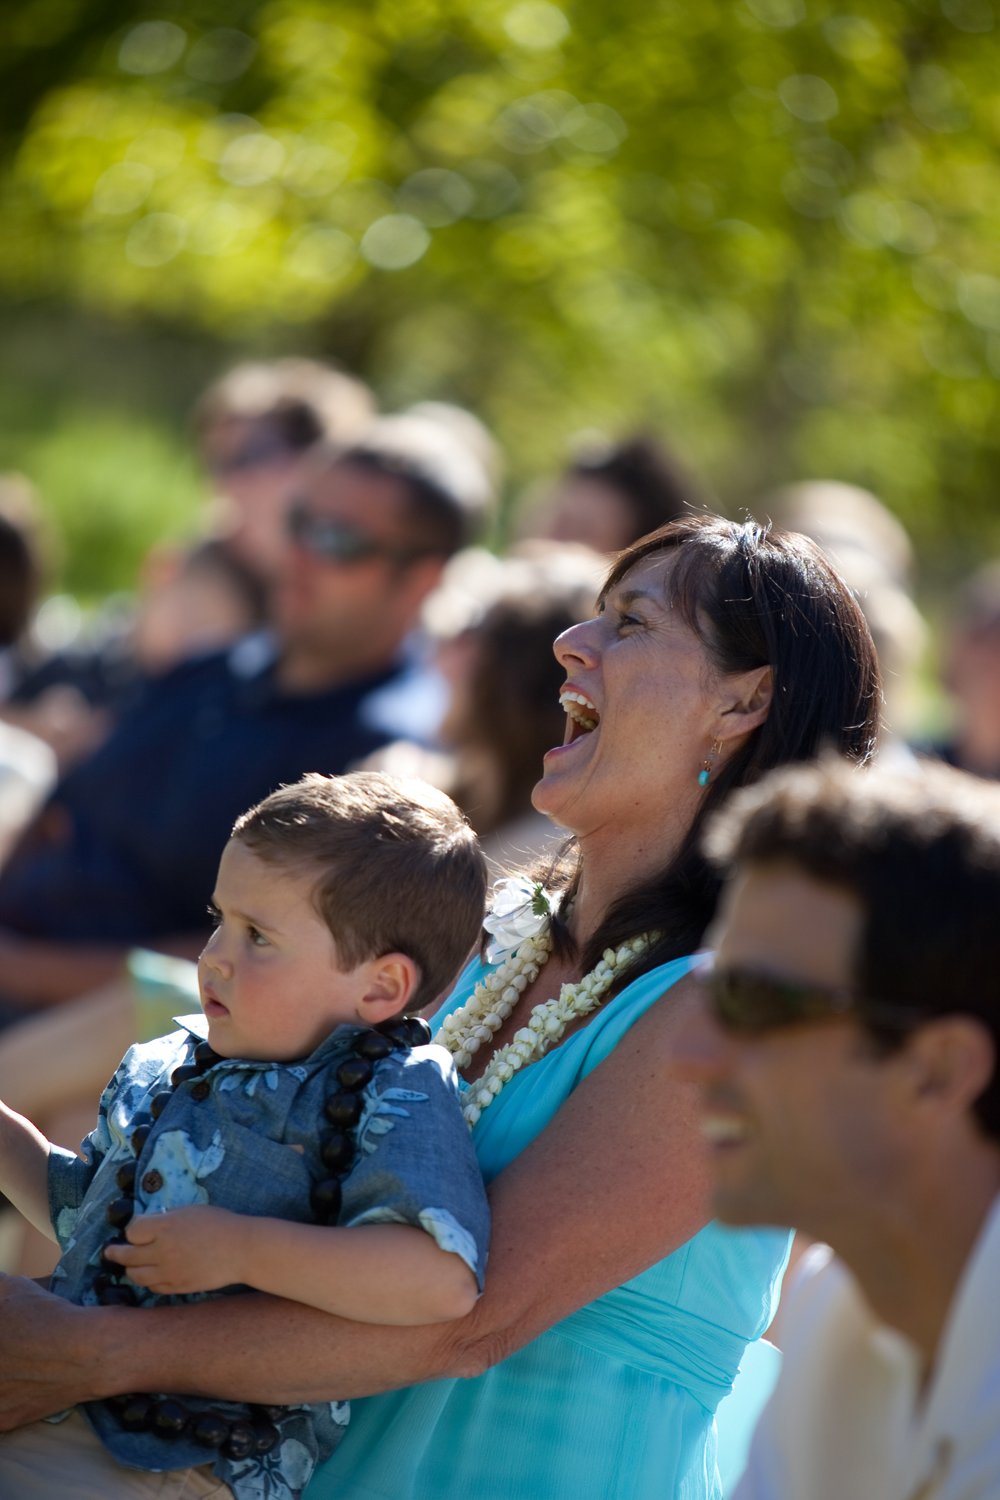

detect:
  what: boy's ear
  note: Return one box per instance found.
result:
[716,666,773,744]
[356,952,421,1024]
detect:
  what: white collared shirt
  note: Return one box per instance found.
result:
[734,1196,1000,1500]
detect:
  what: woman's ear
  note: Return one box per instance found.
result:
[716,666,774,743]
[356,952,421,1025]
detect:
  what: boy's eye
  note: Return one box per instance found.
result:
[247,925,269,947]
[206,903,222,927]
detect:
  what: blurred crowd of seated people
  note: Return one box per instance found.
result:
[0,396,495,1027]
[758,479,928,765]
[0,351,996,1281]
[930,560,1000,779]
[0,359,373,765]
[519,429,708,554]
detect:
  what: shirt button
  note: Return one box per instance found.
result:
[190,1080,211,1102]
[141,1170,164,1194]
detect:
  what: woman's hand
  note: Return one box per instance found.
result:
[0,1275,116,1428]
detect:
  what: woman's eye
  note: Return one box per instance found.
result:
[617,611,643,630]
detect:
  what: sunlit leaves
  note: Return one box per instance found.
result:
[0,0,998,558]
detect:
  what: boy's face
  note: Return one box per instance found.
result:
[198,839,368,1061]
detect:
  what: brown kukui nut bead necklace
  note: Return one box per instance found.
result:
[101,1015,432,1462]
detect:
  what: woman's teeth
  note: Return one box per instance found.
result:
[559,690,599,731]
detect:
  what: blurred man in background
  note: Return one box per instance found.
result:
[193,356,375,582]
[3,358,375,767]
[0,408,495,1019]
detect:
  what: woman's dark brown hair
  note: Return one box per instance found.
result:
[548,513,882,981]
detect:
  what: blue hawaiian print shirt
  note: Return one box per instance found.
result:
[47,1016,490,1500]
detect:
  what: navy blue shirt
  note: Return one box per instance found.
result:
[0,636,439,944]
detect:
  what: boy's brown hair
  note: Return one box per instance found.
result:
[232,771,486,1012]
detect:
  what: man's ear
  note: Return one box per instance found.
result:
[902,1015,996,1118]
[356,952,421,1025]
[716,666,774,744]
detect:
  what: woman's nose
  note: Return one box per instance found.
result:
[554,617,600,669]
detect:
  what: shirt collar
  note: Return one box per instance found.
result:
[173,1013,369,1069]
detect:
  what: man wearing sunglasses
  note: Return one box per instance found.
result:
[272,412,492,698]
[194,357,375,583]
[674,758,1000,1500]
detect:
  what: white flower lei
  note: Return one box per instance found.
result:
[480,875,558,963]
[439,879,657,1126]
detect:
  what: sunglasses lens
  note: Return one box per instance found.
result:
[708,969,854,1033]
[287,508,375,562]
[210,440,291,475]
[711,974,779,1031]
[702,961,920,1035]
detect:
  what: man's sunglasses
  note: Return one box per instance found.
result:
[696,958,919,1036]
[207,437,294,476]
[286,504,429,567]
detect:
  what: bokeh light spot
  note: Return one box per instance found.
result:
[503,2,571,50]
[92,162,155,216]
[219,133,286,187]
[560,103,627,155]
[360,214,431,270]
[185,29,257,84]
[118,21,186,76]
[125,212,187,267]
[942,0,994,32]
[958,273,1000,331]
[398,169,475,226]
[778,74,839,122]
[286,225,357,283]
[743,0,804,27]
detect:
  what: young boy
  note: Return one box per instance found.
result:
[0,771,490,1500]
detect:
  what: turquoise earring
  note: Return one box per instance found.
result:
[698,740,722,787]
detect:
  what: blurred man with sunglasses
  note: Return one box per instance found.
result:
[194,357,375,583]
[273,413,492,698]
[0,410,495,1017]
[673,758,1000,1500]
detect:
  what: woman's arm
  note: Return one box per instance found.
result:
[0,974,710,1425]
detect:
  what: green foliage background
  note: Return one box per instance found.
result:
[1,0,998,596]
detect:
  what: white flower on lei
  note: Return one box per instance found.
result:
[482,877,559,964]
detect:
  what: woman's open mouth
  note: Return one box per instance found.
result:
[559,688,600,742]
[541,684,602,763]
